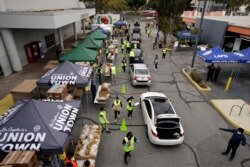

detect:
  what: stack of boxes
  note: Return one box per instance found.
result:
[47,84,68,100]
[0,151,38,167]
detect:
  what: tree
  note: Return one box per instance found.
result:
[146,0,158,9]
[92,0,128,13]
[125,0,146,10]
[156,0,188,44]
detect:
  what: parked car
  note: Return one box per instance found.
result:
[130,64,151,86]
[131,33,141,43]
[130,40,141,49]
[140,10,158,17]
[140,92,184,145]
[132,48,143,63]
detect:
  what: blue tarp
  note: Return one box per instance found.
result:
[196,46,240,63]
[175,30,197,39]
[233,47,250,64]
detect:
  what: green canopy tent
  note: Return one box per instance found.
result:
[59,45,98,63]
[89,30,108,40]
[80,36,103,49]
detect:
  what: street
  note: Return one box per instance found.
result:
[71,20,250,167]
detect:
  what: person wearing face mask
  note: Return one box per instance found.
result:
[219,127,246,161]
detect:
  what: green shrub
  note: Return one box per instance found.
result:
[190,70,203,84]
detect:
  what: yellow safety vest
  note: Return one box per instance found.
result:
[126,99,134,111]
[124,136,135,152]
[122,61,126,67]
[126,42,130,48]
[111,66,116,75]
[99,111,108,124]
[129,51,135,57]
[121,44,125,49]
[134,43,137,49]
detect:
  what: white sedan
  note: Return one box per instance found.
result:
[140,92,184,145]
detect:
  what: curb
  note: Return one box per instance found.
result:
[210,100,250,135]
[182,68,211,92]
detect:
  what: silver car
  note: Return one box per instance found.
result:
[130,63,151,86]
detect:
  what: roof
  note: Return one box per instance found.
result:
[148,97,175,116]
[133,63,147,69]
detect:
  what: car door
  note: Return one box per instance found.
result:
[141,99,153,129]
[130,64,134,81]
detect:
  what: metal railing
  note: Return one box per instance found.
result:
[229,103,250,116]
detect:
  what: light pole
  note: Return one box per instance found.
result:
[191,0,208,68]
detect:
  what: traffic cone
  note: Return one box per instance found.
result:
[118,65,123,73]
[120,118,127,132]
[120,84,127,94]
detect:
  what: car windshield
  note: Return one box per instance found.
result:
[135,69,148,75]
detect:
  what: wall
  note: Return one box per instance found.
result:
[12,21,82,66]
[0,35,12,76]
[2,0,79,12]
[196,18,228,47]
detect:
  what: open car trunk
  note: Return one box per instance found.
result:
[156,119,181,140]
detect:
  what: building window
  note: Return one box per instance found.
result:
[45,33,55,48]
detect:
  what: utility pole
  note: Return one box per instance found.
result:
[191,0,208,68]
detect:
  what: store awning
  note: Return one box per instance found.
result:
[0,99,81,154]
[59,45,98,63]
[37,61,92,88]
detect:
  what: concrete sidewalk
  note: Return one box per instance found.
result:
[211,99,250,135]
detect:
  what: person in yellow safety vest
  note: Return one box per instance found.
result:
[112,96,123,123]
[162,48,166,59]
[134,43,137,49]
[123,132,139,165]
[110,65,116,84]
[121,43,125,54]
[121,58,127,72]
[126,96,134,118]
[126,41,130,54]
[99,107,111,133]
[129,50,135,64]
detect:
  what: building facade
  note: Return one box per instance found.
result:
[0,0,95,76]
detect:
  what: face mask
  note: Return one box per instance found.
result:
[237,131,242,135]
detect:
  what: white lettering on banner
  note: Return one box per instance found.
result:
[0,143,41,152]
[0,104,23,126]
[234,52,244,57]
[50,74,78,85]
[50,104,79,133]
[78,67,92,78]
[214,54,228,58]
[0,132,46,152]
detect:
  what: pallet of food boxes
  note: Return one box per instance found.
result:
[74,124,101,166]
[94,83,110,104]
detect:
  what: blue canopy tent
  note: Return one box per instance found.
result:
[95,26,109,35]
[233,47,250,64]
[113,20,126,27]
[174,30,197,40]
[196,46,240,63]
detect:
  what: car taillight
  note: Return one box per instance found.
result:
[147,76,151,80]
[180,133,184,137]
[151,130,157,137]
[133,76,138,80]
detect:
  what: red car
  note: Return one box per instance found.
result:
[140,10,158,17]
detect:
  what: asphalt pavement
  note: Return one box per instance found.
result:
[0,17,250,167]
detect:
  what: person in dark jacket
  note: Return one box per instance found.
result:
[214,64,221,82]
[90,80,97,103]
[220,127,246,161]
[207,63,215,82]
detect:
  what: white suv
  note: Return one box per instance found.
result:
[130,64,151,86]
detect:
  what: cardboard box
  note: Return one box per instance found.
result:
[0,151,22,166]
[15,151,38,167]
[47,84,67,100]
